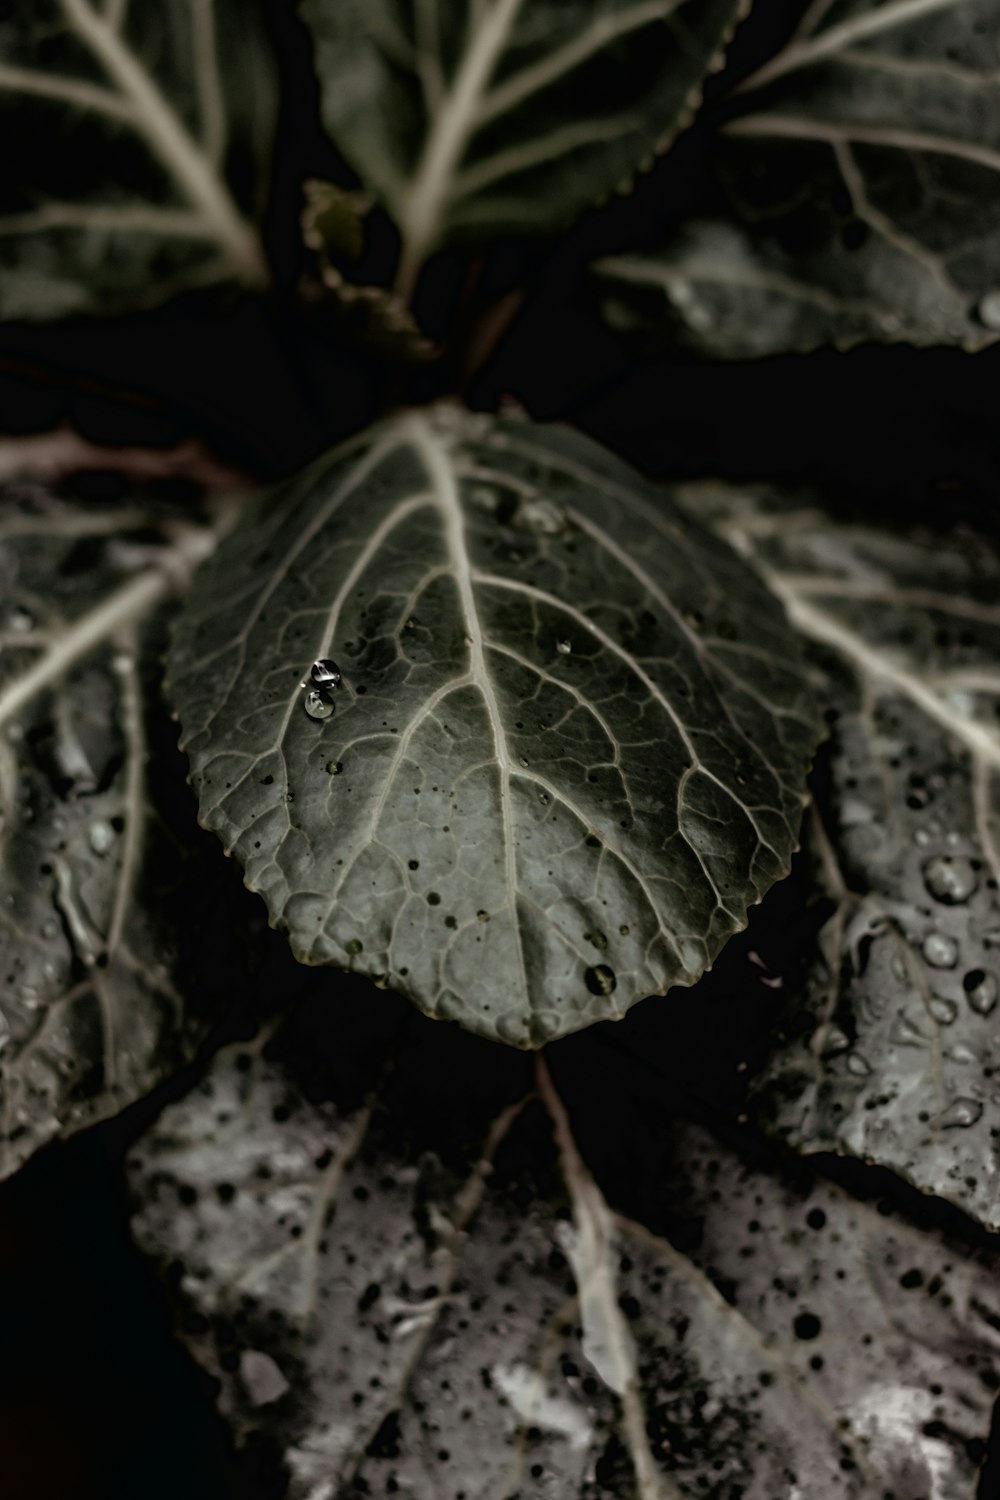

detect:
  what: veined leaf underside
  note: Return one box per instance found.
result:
[169,409,819,1046]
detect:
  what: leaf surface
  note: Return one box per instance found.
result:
[695,484,1000,1228]
[596,0,1000,353]
[300,0,749,293]
[0,0,274,318]
[168,409,819,1046]
[127,996,1000,1499]
[0,480,231,1178]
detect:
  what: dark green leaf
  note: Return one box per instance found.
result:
[0,0,274,318]
[692,483,1000,1228]
[300,0,749,295]
[128,1002,1000,1498]
[0,480,227,1178]
[168,409,820,1046]
[596,0,1000,353]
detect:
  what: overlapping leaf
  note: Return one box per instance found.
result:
[168,408,820,1046]
[0,0,274,319]
[128,997,1000,1499]
[692,483,1000,1229]
[596,0,1000,353]
[300,0,749,295]
[0,479,235,1178]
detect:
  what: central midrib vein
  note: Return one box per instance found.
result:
[406,414,530,1015]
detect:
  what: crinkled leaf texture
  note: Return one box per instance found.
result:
[595,0,1000,354]
[0,480,236,1179]
[0,0,273,318]
[300,0,749,292]
[168,408,819,1047]
[128,997,1000,1500]
[694,484,1000,1230]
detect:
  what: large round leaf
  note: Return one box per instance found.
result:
[168,408,820,1045]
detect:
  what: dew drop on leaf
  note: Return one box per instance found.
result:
[963,969,998,1016]
[584,963,616,996]
[326,760,344,776]
[846,1053,871,1077]
[923,855,978,905]
[928,997,958,1026]
[345,938,363,955]
[311,658,342,689]
[555,639,572,655]
[923,932,958,969]
[88,819,115,855]
[304,688,334,721]
[938,1097,983,1129]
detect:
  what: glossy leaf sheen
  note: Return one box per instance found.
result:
[0,0,273,318]
[596,0,1000,354]
[128,1010,1000,1499]
[695,485,1000,1229]
[300,0,748,289]
[169,410,819,1046]
[0,484,223,1178]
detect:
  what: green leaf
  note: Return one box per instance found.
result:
[595,0,1000,354]
[0,0,274,319]
[127,1001,1000,1498]
[168,408,820,1047]
[300,0,750,296]
[693,483,1000,1229]
[0,481,229,1179]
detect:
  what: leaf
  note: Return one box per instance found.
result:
[0,0,274,319]
[692,483,1000,1229]
[595,0,1000,354]
[167,407,820,1047]
[127,996,1000,1499]
[299,0,750,296]
[0,478,233,1178]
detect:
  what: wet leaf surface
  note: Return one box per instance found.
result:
[595,0,1000,354]
[127,987,1000,1499]
[300,0,748,293]
[0,479,240,1178]
[692,483,1000,1229]
[0,0,274,318]
[168,408,819,1046]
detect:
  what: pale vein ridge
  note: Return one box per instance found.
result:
[407,414,531,1020]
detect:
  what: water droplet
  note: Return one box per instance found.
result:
[325,760,344,775]
[538,791,549,805]
[311,658,342,689]
[345,938,363,955]
[938,1097,983,1129]
[923,855,978,905]
[846,1052,871,1076]
[518,756,529,768]
[891,1013,928,1048]
[978,290,1000,330]
[913,828,932,847]
[0,1006,10,1052]
[922,932,958,969]
[476,909,490,922]
[9,605,34,632]
[518,498,565,535]
[928,997,957,1026]
[585,963,616,997]
[619,924,630,936]
[816,1024,850,1057]
[963,968,998,1015]
[88,819,115,855]
[585,930,607,951]
[556,639,572,655]
[304,688,334,721]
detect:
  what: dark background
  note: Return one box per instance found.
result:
[1,1,998,1495]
